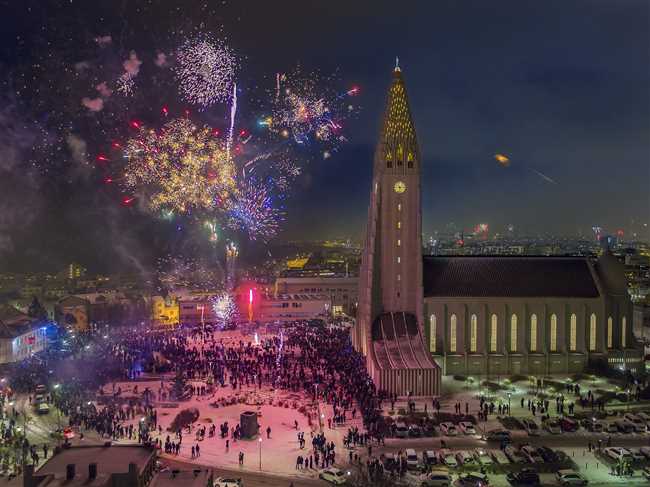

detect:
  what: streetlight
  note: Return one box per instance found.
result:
[507,392,512,415]
[258,437,262,471]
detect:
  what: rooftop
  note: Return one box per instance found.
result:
[423,255,600,298]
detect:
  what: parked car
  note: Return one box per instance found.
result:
[486,429,511,442]
[319,468,348,485]
[605,422,619,433]
[439,449,458,467]
[556,470,587,486]
[459,421,476,435]
[455,450,475,466]
[629,448,645,462]
[490,450,510,465]
[409,425,423,437]
[439,422,457,436]
[35,384,47,395]
[604,447,633,462]
[458,472,490,486]
[639,446,650,460]
[406,449,419,470]
[520,445,543,463]
[543,419,562,434]
[395,422,409,438]
[623,414,646,432]
[421,470,452,487]
[474,449,494,466]
[382,453,399,472]
[580,418,604,433]
[214,478,242,487]
[522,419,539,436]
[537,446,559,463]
[423,450,438,466]
[504,446,526,463]
[637,412,650,422]
[36,402,50,415]
[614,420,634,433]
[506,468,540,485]
[560,418,579,432]
[34,394,45,404]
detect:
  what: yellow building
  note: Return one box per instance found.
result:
[151,295,179,327]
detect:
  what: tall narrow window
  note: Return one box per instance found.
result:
[569,314,577,352]
[530,314,538,352]
[397,204,401,212]
[429,314,436,353]
[622,316,627,348]
[397,221,401,229]
[589,314,597,351]
[397,257,401,264]
[470,314,478,353]
[450,314,457,353]
[550,314,558,352]
[510,314,518,352]
[490,314,498,352]
[607,317,613,348]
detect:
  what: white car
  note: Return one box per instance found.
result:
[504,445,525,463]
[422,470,452,487]
[520,445,543,463]
[604,447,633,462]
[474,449,494,466]
[395,422,409,438]
[556,470,588,486]
[455,450,474,466]
[406,448,419,470]
[319,468,348,485]
[458,421,476,435]
[214,478,242,487]
[439,422,457,436]
[439,449,458,467]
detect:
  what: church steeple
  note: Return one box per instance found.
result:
[374,66,420,175]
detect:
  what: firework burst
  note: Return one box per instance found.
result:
[122,117,237,214]
[174,35,237,108]
[227,181,283,241]
[212,292,238,322]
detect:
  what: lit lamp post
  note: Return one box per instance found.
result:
[258,437,262,471]
[507,392,512,415]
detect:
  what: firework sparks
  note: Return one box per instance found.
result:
[174,35,237,108]
[228,181,283,241]
[212,292,238,322]
[122,117,237,214]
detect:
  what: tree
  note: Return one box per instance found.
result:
[28,296,48,321]
[172,370,188,400]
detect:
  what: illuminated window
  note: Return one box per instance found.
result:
[429,314,436,353]
[397,239,401,247]
[607,316,613,348]
[397,257,401,264]
[397,204,401,212]
[490,314,498,352]
[397,274,401,281]
[550,314,558,352]
[470,314,478,353]
[569,314,577,351]
[530,314,537,352]
[589,314,597,351]
[622,316,627,348]
[397,221,401,229]
[510,314,518,352]
[450,314,457,353]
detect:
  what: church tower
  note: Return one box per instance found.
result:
[354,65,438,396]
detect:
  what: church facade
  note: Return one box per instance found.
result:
[353,67,641,397]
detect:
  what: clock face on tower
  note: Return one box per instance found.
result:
[394,181,406,193]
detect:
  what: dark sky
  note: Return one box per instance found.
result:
[0,0,648,273]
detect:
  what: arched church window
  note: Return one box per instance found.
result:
[490,314,498,352]
[589,314,597,352]
[530,314,537,352]
[449,314,457,353]
[569,314,577,351]
[429,315,436,353]
[470,314,478,353]
[510,314,517,352]
[550,314,558,352]
[607,316,613,348]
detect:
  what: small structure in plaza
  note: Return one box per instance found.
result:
[240,410,259,439]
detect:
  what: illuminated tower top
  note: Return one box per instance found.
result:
[373,66,420,177]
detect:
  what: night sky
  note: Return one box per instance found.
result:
[0,0,648,273]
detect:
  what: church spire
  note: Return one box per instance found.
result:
[374,65,419,175]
